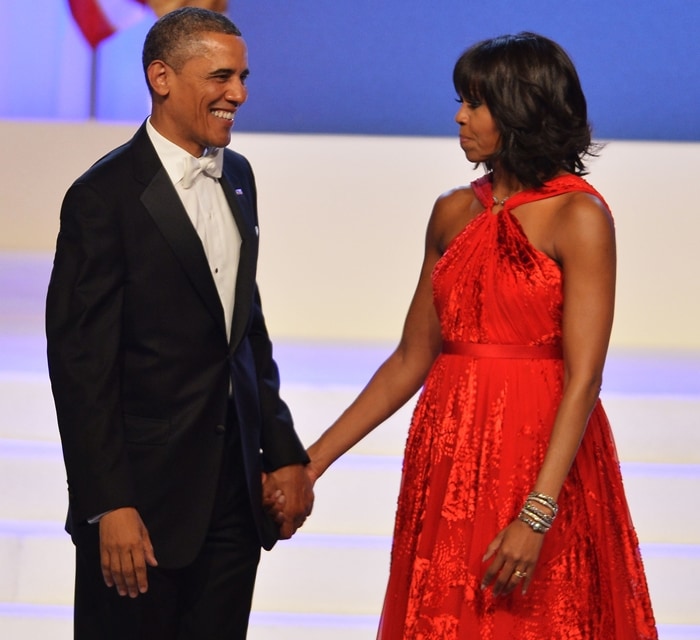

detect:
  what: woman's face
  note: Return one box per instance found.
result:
[455,97,501,163]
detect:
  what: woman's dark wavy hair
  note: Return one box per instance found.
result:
[453,32,596,188]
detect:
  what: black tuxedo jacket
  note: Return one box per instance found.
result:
[46,122,308,567]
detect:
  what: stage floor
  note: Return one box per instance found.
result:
[1,251,698,639]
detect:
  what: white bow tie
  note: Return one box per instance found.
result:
[181,150,223,189]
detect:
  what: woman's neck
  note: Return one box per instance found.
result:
[490,169,525,204]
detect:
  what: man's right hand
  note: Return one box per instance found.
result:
[98,507,158,597]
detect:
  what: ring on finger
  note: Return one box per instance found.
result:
[513,569,527,579]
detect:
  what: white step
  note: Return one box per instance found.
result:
[0,440,67,522]
[0,522,73,606]
[0,606,380,640]
[254,535,699,625]
[0,605,380,640]
[253,534,390,616]
[656,627,700,640]
[276,453,700,546]
[622,463,700,544]
[0,373,57,443]
[1,377,699,465]
[4,518,696,628]
[3,437,698,545]
[249,612,378,640]
[0,607,698,640]
[643,544,700,626]
[283,385,415,458]
[602,393,700,464]
[0,604,72,640]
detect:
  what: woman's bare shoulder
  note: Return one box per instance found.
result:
[556,191,613,235]
[435,185,476,210]
[428,185,481,251]
[551,190,615,262]
[431,185,480,226]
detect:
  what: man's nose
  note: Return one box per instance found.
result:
[226,80,247,105]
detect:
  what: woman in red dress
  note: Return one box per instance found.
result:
[301,33,657,639]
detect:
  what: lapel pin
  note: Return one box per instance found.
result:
[235,188,243,195]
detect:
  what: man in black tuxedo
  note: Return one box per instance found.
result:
[46,8,312,638]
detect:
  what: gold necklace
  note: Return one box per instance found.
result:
[492,189,523,207]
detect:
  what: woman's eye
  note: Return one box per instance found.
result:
[456,96,481,108]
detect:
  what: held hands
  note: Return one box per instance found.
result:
[480,518,545,596]
[262,464,315,539]
[98,507,158,598]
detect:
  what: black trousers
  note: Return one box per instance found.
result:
[73,419,261,640]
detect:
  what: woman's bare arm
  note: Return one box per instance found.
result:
[482,192,616,596]
[306,188,476,480]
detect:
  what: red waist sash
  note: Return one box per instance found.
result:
[442,341,563,359]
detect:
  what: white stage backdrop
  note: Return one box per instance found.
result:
[1,120,697,349]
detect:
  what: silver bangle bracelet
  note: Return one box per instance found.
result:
[527,491,559,516]
[518,512,550,533]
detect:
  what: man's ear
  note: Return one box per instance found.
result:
[147,60,170,97]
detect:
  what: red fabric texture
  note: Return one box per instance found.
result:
[377,175,657,639]
[68,0,115,48]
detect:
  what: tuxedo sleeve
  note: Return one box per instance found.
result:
[248,285,309,471]
[46,181,135,524]
[225,151,309,471]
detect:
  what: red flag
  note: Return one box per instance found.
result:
[68,0,149,48]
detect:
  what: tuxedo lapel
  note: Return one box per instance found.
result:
[133,126,227,337]
[220,164,258,350]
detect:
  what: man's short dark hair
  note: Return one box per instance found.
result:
[142,7,242,89]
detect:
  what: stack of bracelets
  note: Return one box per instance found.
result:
[518,491,559,534]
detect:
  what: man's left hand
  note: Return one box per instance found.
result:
[262,464,314,539]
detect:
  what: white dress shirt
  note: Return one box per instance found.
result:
[146,119,241,338]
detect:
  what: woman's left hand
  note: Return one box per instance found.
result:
[480,519,545,596]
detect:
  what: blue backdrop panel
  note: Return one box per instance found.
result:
[0,1,697,141]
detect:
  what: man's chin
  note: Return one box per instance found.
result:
[212,133,233,149]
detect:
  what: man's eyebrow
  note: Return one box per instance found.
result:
[207,67,250,77]
[207,68,235,77]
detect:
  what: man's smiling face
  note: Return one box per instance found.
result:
[153,31,249,156]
